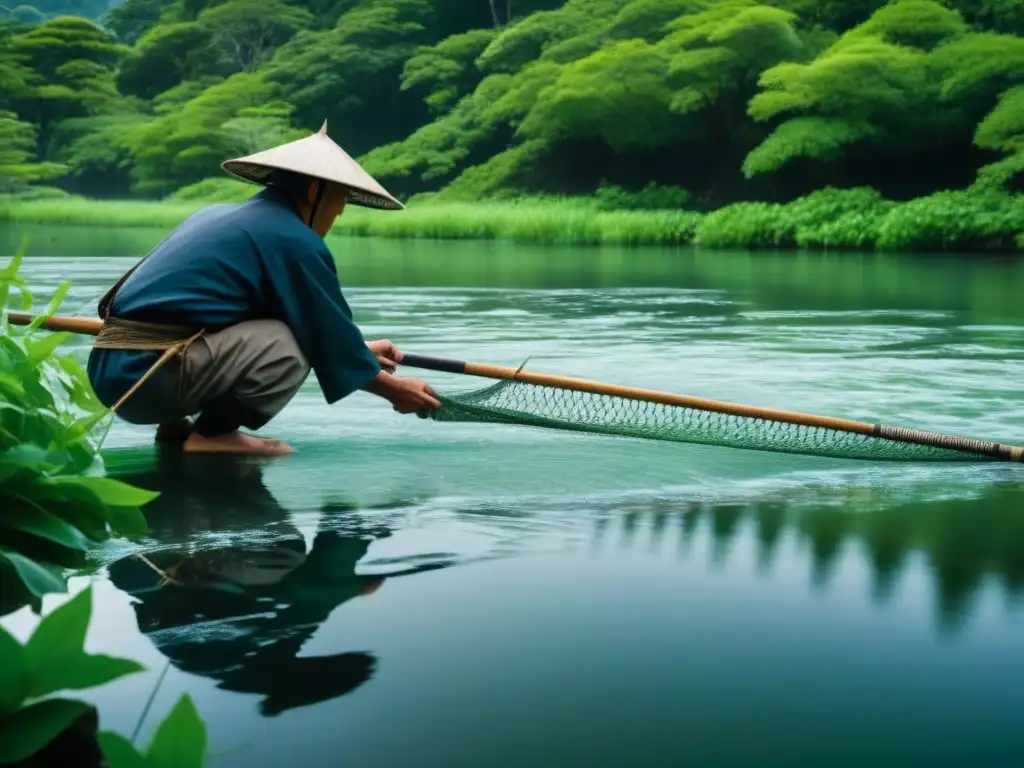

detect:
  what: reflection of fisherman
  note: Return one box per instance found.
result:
[86,122,440,458]
[107,455,396,715]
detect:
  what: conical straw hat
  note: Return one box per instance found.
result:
[221,121,403,211]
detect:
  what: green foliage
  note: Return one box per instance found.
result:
[974,150,1024,191]
[475,5,590,74]
[0,249,212,764]
[262,0,435,155]
[401,28,497,113]
[167,177,257,202]
[0,23,37,111]
[930,33,1024,104]
[851,0,965,50]
[0,0,1022,218]
[695,187,894,248]
[127,73,276,194]
[0,246,157,608]
[0,112,67,193]
[520,39,678,152]
[5,15,127,178]
[975,85,1024,153]
[594,181,692,210]
[0,586,208,766]
[694,186,1022,252]
[367,0,809,199]
[875,189,1024,251]
[116,22,218,100]
[0,184,73,201]
[606,0,703,42]
[47,114,146,196]
[339,196,705,244]
[0,197,205,226]
[3,187,1022,253]
[99,694,207,768]
[434,139,549,200]
[197,0,314,73]
[360,76,514,185]
[662,2,805,119]
[102,0,166,45]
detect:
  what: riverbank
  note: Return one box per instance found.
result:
[1,187,1020,252]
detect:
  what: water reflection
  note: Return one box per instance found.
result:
[106,453,446,716]
[585,480,1024,635]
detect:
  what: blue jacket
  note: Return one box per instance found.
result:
[87,186,381,408]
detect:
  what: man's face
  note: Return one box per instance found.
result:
[308,181,348,237]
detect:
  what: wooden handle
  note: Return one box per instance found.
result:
[402,353,876,434]
[6,311,103,336]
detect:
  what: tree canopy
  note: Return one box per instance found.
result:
[2,0,1022,202]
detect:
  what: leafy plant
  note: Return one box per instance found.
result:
[1,244,158,613]
[0,246,209,765]
[594,182,692,211]
[0,586,207,766]
[99,695,208,768]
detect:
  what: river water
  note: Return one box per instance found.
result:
[3,224,1024,767]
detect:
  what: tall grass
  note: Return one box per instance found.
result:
[340,198,702,245]
[0,197,205,228]
[1,185,1020,252]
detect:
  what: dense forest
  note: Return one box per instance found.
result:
[0,0,1022,218]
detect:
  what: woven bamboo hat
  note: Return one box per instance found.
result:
[221,120,403,210]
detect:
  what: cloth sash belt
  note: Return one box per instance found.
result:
[94,316,207,414]
[94,316,205,351]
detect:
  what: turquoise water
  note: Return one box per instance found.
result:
[3,227,1024,766]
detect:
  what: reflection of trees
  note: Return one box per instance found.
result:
[592,482,1024,635]
[106,452,448,717]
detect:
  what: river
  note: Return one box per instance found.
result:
[3,223,1024,767]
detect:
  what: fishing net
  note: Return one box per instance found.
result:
[425,380,1005,463]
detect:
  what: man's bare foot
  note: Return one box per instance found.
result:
[182,430,295,456]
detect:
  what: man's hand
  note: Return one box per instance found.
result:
[367,339,402,374]
[365,372,441,414]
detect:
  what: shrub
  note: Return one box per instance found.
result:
[167,177,258,203]
[876,190,1024,252]
[594,182,692,211]
[0,245,156,610]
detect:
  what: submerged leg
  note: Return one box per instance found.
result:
[174,319,311,456]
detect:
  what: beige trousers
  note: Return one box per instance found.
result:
[116,319,311,438]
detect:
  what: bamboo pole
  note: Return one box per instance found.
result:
[402,354,878,433]
[7,311,104,335]
[7,312,1023,462]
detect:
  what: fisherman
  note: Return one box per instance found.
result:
[86,122,441,456]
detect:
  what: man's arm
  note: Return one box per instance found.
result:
[261,238,381,404]
[261,238,440,413]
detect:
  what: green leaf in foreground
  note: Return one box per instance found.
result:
[0,548,66,598]
[146,694,207,768]
[24,331,70,366]
[0,626,27,714]
[52,476,160,508]
[0,501,92,552]
[23,583,91,664]
[0,697,91,763]
[30,653,145,700]
[105,505,150,539]
[20,586,141,699]
[0,444,56,482]
[98,731,154,768]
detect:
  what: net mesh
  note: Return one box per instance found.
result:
[425,380,998,463]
